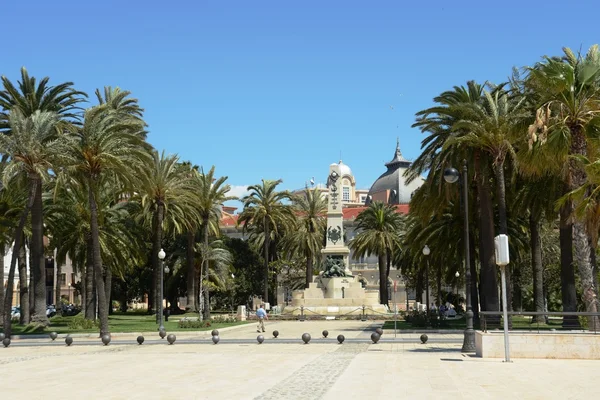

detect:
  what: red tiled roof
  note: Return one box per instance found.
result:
[221,212,239,227]
[342,204,409,221]
[219,204,409,227]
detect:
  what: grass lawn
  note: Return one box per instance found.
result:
[383,316,567,331]
[5,313,251,335]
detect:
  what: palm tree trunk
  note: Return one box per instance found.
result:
[54,259,62,308]
[476,157,499,322]
[436,262,442,308]
[2,178,37,336]
[569,126,598,329]
[28,268,34,318]
[573,221,598,327]
[590,239,599,304]
[186,230,196,311]
[305,253,313,289]
[415,268,424,307]
[18,237,30,325]
[378,254,387,305]
[105,267,112,315]
[80,268,86,315]
[469,233,480,322]
[263,221,270,305]
[85,237,96,320]
[30,175,49,326]
[203,217,211,320]
[88,182,109,337]
[530,214,545,323]
[153,203,164,323]
[0,247,4,324]
[494,162,512,327]
[560,201,580,328]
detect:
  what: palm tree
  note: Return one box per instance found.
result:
[195,166,233,319]
[195,239,234,298]
[410,81,499,316]
[526,45,600,323]
[0,176,26,326]
[349,201,402,305]
[62,104,150,336]
[447,86,528,316]
[0,67,86,135]
[239,179,294,304]
[0,109,65,326]
[138,151,199,320]
[283,188,327,288]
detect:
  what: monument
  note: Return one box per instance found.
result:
[289,162,388,316]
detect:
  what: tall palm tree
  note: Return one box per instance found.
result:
[283,188,327,288]
[0,175,26,326]
[62,104,150,336]
[410,81,499,316]
[195,166,233,319]
[239,179,294,304]
[138,151,199,320]
[527,45,600,322]
[349,201,402,305]
[0,67,86,135]
[447,86,528,315]
[0,110,65,326]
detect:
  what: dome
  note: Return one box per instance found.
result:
[366,139,423,205]
[338,160,352,177]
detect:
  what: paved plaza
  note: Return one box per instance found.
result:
[2,321,597,399]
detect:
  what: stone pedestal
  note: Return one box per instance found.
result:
[236,305,246,321]
[289,276,387,315]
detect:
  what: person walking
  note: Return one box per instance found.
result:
[256,304,267,332]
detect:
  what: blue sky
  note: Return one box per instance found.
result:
[1,1,598,209]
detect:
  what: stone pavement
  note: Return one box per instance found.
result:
[2,321,596,399]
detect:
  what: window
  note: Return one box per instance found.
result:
[342,186,350,202]
[360,195,367,203]
[60,273,67,285]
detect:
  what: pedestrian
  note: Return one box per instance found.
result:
[256,304,267,333]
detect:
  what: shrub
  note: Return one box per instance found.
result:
[67,315,98,330]
[178,316,238,329]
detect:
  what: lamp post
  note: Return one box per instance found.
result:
[231,273,235,314]
[422,245,430,315]
[67,282,72,304]
[444,160,476,352]
[454,271,460,309]
[158,248,166,332]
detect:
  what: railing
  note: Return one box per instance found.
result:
[479,311,600,334]
[276,305,395,321]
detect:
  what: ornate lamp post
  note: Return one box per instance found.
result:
[454,271,460,309]
[444,160,476,352]
[422,245,430,315]
[158,248,166,332]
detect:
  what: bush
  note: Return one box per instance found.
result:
[178,315,238,329]
[67,315,98,330]
[404,310,449,328]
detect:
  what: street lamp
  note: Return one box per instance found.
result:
[67,282,72,304]
[231,273,235,313]
[454,271,460,309]
[444,160,476,352]
[158,248,166,333]
[422,245,430,315]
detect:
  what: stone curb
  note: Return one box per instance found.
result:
[7,321,253,340]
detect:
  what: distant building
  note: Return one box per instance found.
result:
[292,160,369,207]
[220,140,424,308]
[2,246,80,308]
[366,139,425,205]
